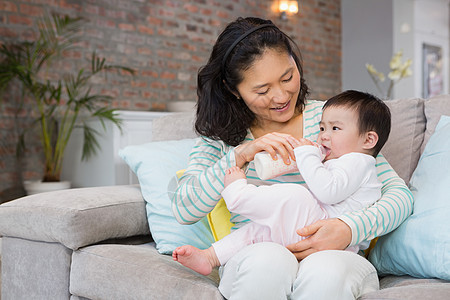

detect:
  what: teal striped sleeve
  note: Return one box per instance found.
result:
[339,154,414,246]
[171,137,236,225]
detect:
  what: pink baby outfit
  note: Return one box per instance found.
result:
[213,145,381,265]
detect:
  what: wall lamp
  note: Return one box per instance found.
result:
[278,0,299,21]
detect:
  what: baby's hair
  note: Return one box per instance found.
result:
[323,90,391,157]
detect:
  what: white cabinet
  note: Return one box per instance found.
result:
[62,110,172,188]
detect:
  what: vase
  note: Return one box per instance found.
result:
[23,180,71,195]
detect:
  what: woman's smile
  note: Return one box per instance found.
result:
[271,100,291,112]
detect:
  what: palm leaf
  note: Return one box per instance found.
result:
[38,13,83,55]
[81,124,101,161]
[90,51,135,75]
[16,132,26,158]
[1,12,133,180]
[92,107,122,132]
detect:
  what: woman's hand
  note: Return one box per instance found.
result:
[234,132,298,168]
[286,218,352,261]
[287,137,314,148]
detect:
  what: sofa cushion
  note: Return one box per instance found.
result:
[382,98,425,184]
[119,139,214,254]
[70,243,222,299]
[369,115,450,280]
[422,94,450,153]
[360,283,450,299]
[362,275,450,299]
[2,237,72,299]
[151,111,197,142]
[0,185,149,250]
[379,275,449,289]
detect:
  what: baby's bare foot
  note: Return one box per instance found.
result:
[224,166,246,187]
[172,245,219,276]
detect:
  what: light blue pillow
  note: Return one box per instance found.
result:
[369,115,450,280]
[119,138,214,254]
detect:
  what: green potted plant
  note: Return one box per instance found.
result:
[0,13,134,194]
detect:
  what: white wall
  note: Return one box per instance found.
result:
[392,0,415,98]
[342,0,450,99]
[342,0,393,97]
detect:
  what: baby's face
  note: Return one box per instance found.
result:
[318,106,368,160]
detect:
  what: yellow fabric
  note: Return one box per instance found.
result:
[176,169,234,242]
[363,237,379,258]
[175,169,186,179]
[207,198,234,241]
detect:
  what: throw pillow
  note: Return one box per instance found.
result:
[422,94,450,153]
[119,138,214,254]
[382,98,426,184]
[369,115,450,280]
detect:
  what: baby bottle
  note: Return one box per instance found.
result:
[254,143,327,180]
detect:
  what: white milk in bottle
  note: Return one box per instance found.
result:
[254,144,327,180]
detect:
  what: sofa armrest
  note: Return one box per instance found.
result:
[0,185,150,250]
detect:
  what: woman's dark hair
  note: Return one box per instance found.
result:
[195,17,309,146]
[323,90,391,157]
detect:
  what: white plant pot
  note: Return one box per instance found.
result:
[24,180,71,195]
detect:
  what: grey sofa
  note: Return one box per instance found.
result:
[1,95,450,299]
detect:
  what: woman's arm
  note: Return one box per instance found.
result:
[339,154,414,246]
[172,132,301,225]
[171,137,236,225]
[286,154,413,259]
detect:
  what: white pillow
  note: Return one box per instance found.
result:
[119,138,214,254]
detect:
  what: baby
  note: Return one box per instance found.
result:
[173,90,391,275]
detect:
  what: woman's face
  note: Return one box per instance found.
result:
[236,48,301,127]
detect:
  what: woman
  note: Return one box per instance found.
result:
[172,17,413,299]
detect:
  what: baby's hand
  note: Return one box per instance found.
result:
[288,137,314,148]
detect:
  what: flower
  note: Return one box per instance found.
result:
[366,50,412,99]
[366,64,386,82]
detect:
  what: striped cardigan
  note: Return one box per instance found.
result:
[172,100,414,246]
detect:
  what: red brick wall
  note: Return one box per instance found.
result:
[0,0,341,200]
